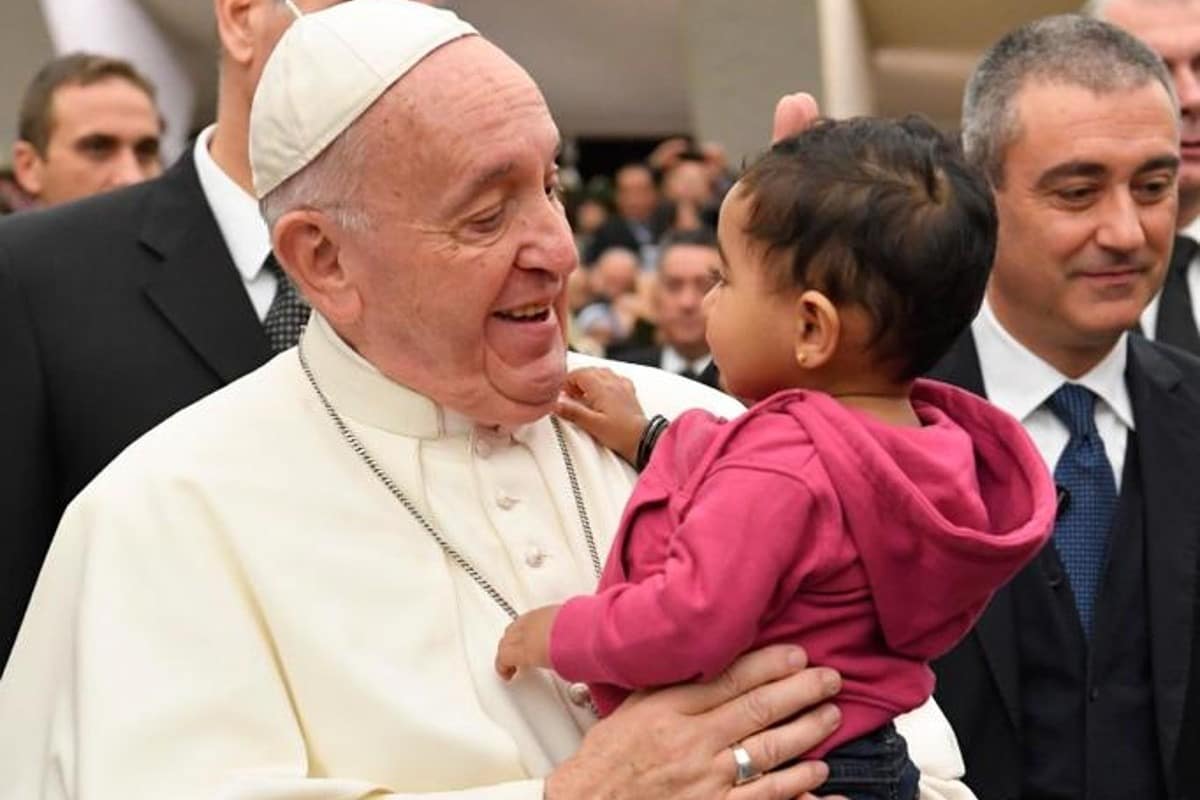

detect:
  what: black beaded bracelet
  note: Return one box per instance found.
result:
[635,414,670,472]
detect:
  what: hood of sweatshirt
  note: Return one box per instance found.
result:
[784,378,1056,659]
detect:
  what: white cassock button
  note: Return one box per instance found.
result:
[496,492,518,510]
[567,682,593,708]
[473,437,492,458]
[524,547,546,568]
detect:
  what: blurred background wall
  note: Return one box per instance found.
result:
[3,0,1081,170]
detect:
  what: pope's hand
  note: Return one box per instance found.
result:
[772,92,821,144]
[545,645,844,799]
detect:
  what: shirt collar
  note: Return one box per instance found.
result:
[192,125,272,283]
[301,314,541,440]
[972,298,1135,431]
[1183,215,1200,244]
[660,346,712,376]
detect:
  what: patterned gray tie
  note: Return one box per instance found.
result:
[262,253,310,353]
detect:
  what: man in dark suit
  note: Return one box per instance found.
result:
[930,16,1200,799]
[611,229,722,390]
[584,163,673,267]
[1095,0,1200,354]
[0,0,344,669]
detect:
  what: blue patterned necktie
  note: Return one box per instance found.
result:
[262,253,310,353]
[1047,384,1118,640]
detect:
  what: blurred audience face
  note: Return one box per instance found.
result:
[574,198,608,235]
[656,241,720,359]
[1101,0,1200,224]
[662,160,714,207]
[614,163,658,222]
[988,79,1178,375]
[12,57,162,207]
[590,247,640,300]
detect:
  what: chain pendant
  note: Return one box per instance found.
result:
[298,342,601,620]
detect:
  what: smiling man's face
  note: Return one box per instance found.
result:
[987,79,1179,375]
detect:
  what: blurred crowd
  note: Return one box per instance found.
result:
[564,143,732,388]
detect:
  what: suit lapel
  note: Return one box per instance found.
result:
[141,153,270,383]
[930,332,1022,728]
[1126,337,1200,774]
[927,331,986,396]
[696,361,721,391]
[1154,236,1200,355]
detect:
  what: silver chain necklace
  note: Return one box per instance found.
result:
[298,342,602,620]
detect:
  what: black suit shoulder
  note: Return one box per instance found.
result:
[0,172,153,249]
[0,154,267,669]
[1130,333,1200,389]
[609,345,663,367]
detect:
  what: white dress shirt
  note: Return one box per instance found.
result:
[659,345,712,377]
[192,125,276,320]
[973,300,1134,489]
[1139,216,1200,339]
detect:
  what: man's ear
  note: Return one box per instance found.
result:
[272,210,362,326]
[213,0,257,67]
[793,289,840,369]
[11,141,45,198]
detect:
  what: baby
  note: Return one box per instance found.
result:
[496,116,1057,799]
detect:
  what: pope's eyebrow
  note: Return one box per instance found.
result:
[443,162,515,216]
[443,136,563,216]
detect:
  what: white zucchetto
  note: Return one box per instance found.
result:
[250,0,477,198]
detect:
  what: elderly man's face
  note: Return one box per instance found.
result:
[1103,0,1200,218]
[987,80,1179,372]
[341,38,576,426]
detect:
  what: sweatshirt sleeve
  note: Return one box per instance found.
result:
[550,461,824,689]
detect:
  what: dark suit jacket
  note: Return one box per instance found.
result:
[0,153,271,667]
[929,333,1200,799]
[612,345,721,391]
[583,203,675,265]
[1154,234,1200,356]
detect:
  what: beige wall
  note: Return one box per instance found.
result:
[1,0,1086,170]
[681,0,824,168]
[0,3,55,162]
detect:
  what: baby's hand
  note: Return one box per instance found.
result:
[557,367,648,465]
[495,604,561,681]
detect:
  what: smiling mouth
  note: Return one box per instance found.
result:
[494,303,552,323]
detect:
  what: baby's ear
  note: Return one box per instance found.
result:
[793,289,840,370]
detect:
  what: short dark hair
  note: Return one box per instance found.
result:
[17,52,159,154]
[738,115,996,381]
[962,14,1175,186]
[657,226,718,259]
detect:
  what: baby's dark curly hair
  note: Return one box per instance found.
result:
[738,115,996,380]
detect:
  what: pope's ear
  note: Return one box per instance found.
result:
[793,289,840,370]
[271,210,361,326]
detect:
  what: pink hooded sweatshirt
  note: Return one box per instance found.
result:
[550,379,1056,756]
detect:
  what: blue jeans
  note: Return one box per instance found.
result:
[815,722,920,800]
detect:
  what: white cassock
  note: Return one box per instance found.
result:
[0,314,974,799]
